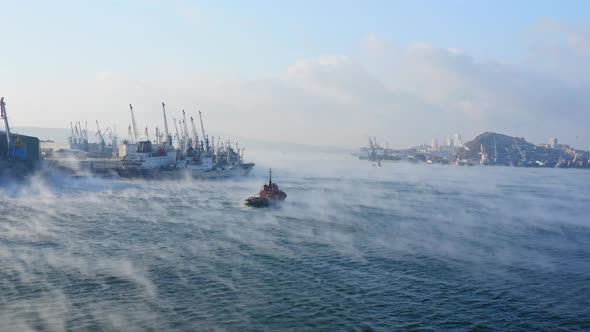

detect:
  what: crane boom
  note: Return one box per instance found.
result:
[173,118,181,150]
[77,122,82,142]
[69,122,75,143]
[96,120,105,146]
[493,134,498,162]
[129,104,138,142]
[74,125,80,143]
[182,110,189,144]
[128,125,133,144]
[198,111,206,145]
[513,138,525,159]
[180,119,186,148]
[162,102,170,143]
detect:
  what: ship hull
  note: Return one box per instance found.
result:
[186,163,254,179]
[116,167,171,179]
[116,163,255,180]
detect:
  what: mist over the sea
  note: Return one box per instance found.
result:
[1,152,589,331]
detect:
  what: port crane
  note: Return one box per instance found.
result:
[182,110,190,148]
[103,126,118,148]
[69,122,75,144]
[1,97,11,158]
[368,136,378,161]
[190,116,199,150]
[179,119,186,150]
[173,118,182,151]
[73,121,84,143]
[512,137,526,161]
[127,125,134,144]
[95,121,106,147]
[198,111,208,153]
[493,134,498,163]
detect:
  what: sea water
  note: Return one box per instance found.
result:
[1,152,589,331]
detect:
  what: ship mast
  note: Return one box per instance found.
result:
[1,97,11,158]
[129,104,139,143]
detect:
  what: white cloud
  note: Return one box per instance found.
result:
[4,20,590,149]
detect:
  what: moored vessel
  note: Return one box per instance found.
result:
[115,103,255,179]
[244,169,287,207]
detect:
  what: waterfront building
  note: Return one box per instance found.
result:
[431,137,439,151]
[453,133,462,146]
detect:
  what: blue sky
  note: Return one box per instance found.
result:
[2,0,590,147]
[4,0,588,75]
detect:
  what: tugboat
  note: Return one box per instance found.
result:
[244,169,287,207]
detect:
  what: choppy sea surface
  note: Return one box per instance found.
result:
[1,152,589,331]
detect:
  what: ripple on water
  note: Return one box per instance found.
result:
[1,163,590,331]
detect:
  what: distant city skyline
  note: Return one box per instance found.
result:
[2,1,590,148]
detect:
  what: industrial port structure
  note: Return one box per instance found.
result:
[359,132,590,169]
[0,97,41,177]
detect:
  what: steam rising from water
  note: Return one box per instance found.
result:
[1,152,589,331]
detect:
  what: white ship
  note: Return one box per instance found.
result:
[116,140,176,178]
